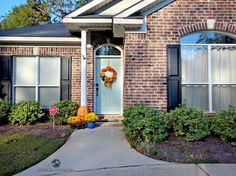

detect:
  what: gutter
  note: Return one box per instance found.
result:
[0,36,81,43]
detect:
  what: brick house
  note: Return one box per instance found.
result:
[0,0,236,116]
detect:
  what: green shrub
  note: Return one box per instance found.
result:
[211,106,236,144]
[0,99,11,125]
[169,103,210,141]
[123,104,170,143]
[0,84,7,99]
[10,101,44,125]
[51,100,78,125]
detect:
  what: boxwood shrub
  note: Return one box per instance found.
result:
[123,104,170,144]
[169,103,210,141]
[51,100,78,125]
[211,106,236,145]
[0,99,11,125]
[10,101,44,125]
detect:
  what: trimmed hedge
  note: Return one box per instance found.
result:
[169,104,211,141]
[0,99,11,125]
[51,100,78,125]
[10,101,44,125]
[123,104,170,143]
[211,106,236,145]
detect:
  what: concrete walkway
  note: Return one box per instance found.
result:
[16,123,236,176]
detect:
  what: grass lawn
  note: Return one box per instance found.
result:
[0,132,66,176]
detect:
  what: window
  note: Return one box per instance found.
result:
[181,32,236,111]
[96,46,121,55]
[14,56,60,107]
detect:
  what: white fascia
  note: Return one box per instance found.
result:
[65,0,106,18]
[0,36,81,43]
[62,18,112,24]
[113,18,143,25]
[125,16,147,33]
[115,0,156,18]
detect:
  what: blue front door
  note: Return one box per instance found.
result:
[95,46,122,114]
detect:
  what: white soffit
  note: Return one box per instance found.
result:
[115,0,156,18]
[65,0,108,18]
[62,0,177,33]
[99,0,142,16]
[62,18,112,24]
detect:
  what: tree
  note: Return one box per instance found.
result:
[0,0,90,29]
[37,0,90,23]
[0,0,50,30]
[44,0,77,23]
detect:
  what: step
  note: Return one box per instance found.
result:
[96,121,122,127]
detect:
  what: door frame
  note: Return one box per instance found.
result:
[93,43,124,115]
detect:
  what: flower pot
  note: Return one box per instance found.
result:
[87,121,95,129]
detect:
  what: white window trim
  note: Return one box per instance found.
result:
[12,56,61,107]
[95,55,120,58]
[181,44,236,112]
[36,56,39,102]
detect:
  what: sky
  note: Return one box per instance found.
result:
[0,0,26,17]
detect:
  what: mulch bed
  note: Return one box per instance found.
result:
[0,122,71,139]
[135,132,236,163]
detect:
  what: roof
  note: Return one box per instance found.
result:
[0,0,176,40]
[0,23,77,37]
[63,0,176,36]
[64,0,174,18]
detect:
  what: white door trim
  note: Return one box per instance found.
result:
[93,43,124,115]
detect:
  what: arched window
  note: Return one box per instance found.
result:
[181,31,236,44]
[96,45,121,56]
[181,31,236,111]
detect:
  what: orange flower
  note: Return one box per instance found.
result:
[100,66,117,87]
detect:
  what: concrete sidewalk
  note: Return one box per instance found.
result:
[16,123,236,176]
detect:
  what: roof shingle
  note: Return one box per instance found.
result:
[0,23,75,37]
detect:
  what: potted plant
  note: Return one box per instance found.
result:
[67,116,85,129]
[85,113,99,129]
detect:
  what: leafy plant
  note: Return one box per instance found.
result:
[145,143,158,155]
[67,116,84,125]
[211,106,236,144]
[0,0,50,30]
[169,103,210,141]
[10,101,44,125]
[0,83,7,99]
[85,112,99,122]
[123,104,170,144]
[0,99,11,125]
[51,100,78,125]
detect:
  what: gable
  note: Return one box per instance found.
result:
[63,0,176,36]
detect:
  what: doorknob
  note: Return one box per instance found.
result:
[96,87,99,96]
[96,83,99,96]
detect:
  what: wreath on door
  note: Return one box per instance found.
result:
[100,66,117,87]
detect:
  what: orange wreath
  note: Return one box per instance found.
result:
[100,66,117,87]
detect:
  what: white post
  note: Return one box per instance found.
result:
[208,45,212,112]
[81,29,87,106]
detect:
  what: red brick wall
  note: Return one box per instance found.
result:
[124,0,236,110]
[0,46,94,110]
